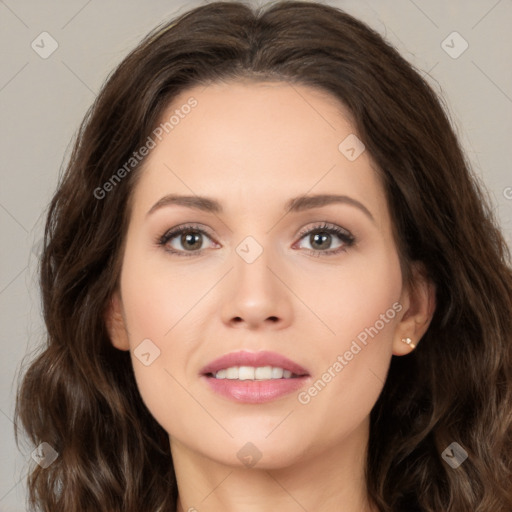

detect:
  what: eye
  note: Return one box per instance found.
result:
[156,223,217,257]
[156,221,356,258]
[294,222,355,256]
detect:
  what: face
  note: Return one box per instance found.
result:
[106,80,419,469]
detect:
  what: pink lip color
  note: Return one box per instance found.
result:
[202,375,309,403]
[200,350,309,376]
[200,350,310,404]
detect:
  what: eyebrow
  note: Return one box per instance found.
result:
[146,193,375,223]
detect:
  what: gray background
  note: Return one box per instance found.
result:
[1,0,511,509]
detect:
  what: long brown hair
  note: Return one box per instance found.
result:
[14,1,512,510]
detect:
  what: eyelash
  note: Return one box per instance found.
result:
[156,222,356,258]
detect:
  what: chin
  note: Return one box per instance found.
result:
[207,433,309,470]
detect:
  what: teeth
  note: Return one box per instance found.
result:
[238,366,254,380]
[226,367,238,379]
[213,366,297,380]
[271,367,283,379]
[255,366,272,379]
[215,369,227,379]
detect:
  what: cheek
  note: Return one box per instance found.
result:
[117,244,199,431]
[293,248,402,438]
[299,243,403,348]
[119,237,205,343]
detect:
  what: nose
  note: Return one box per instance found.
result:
[219,241,294,330]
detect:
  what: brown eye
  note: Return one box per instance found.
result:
[296,222,355,256]
[158,224,216,257]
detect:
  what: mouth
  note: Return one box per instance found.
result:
[200,351,310,403]
[205,365,306,380]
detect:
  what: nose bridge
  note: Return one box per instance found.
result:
[233,232,278,292]
[220,230,292,327]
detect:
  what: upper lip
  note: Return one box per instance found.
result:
[200,350,310,376]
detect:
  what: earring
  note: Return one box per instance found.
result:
[401,337,416,349]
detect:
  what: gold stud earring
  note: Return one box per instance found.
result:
[401,337,416,349]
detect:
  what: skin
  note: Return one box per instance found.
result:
[106,80,436,512]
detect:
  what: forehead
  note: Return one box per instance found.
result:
[131,80,388,227]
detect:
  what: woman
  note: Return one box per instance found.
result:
[14,1,512,511]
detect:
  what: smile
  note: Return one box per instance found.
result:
[208,366,300,380]
[200,350,310,403]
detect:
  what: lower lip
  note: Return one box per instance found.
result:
[202,375,309,403]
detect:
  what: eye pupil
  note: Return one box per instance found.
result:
[182,232,202,250]
[311,232,331,250]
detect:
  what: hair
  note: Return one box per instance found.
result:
[14,1,512,511]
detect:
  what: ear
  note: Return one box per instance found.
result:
[392,261,436,355]
[104,289,130,351]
